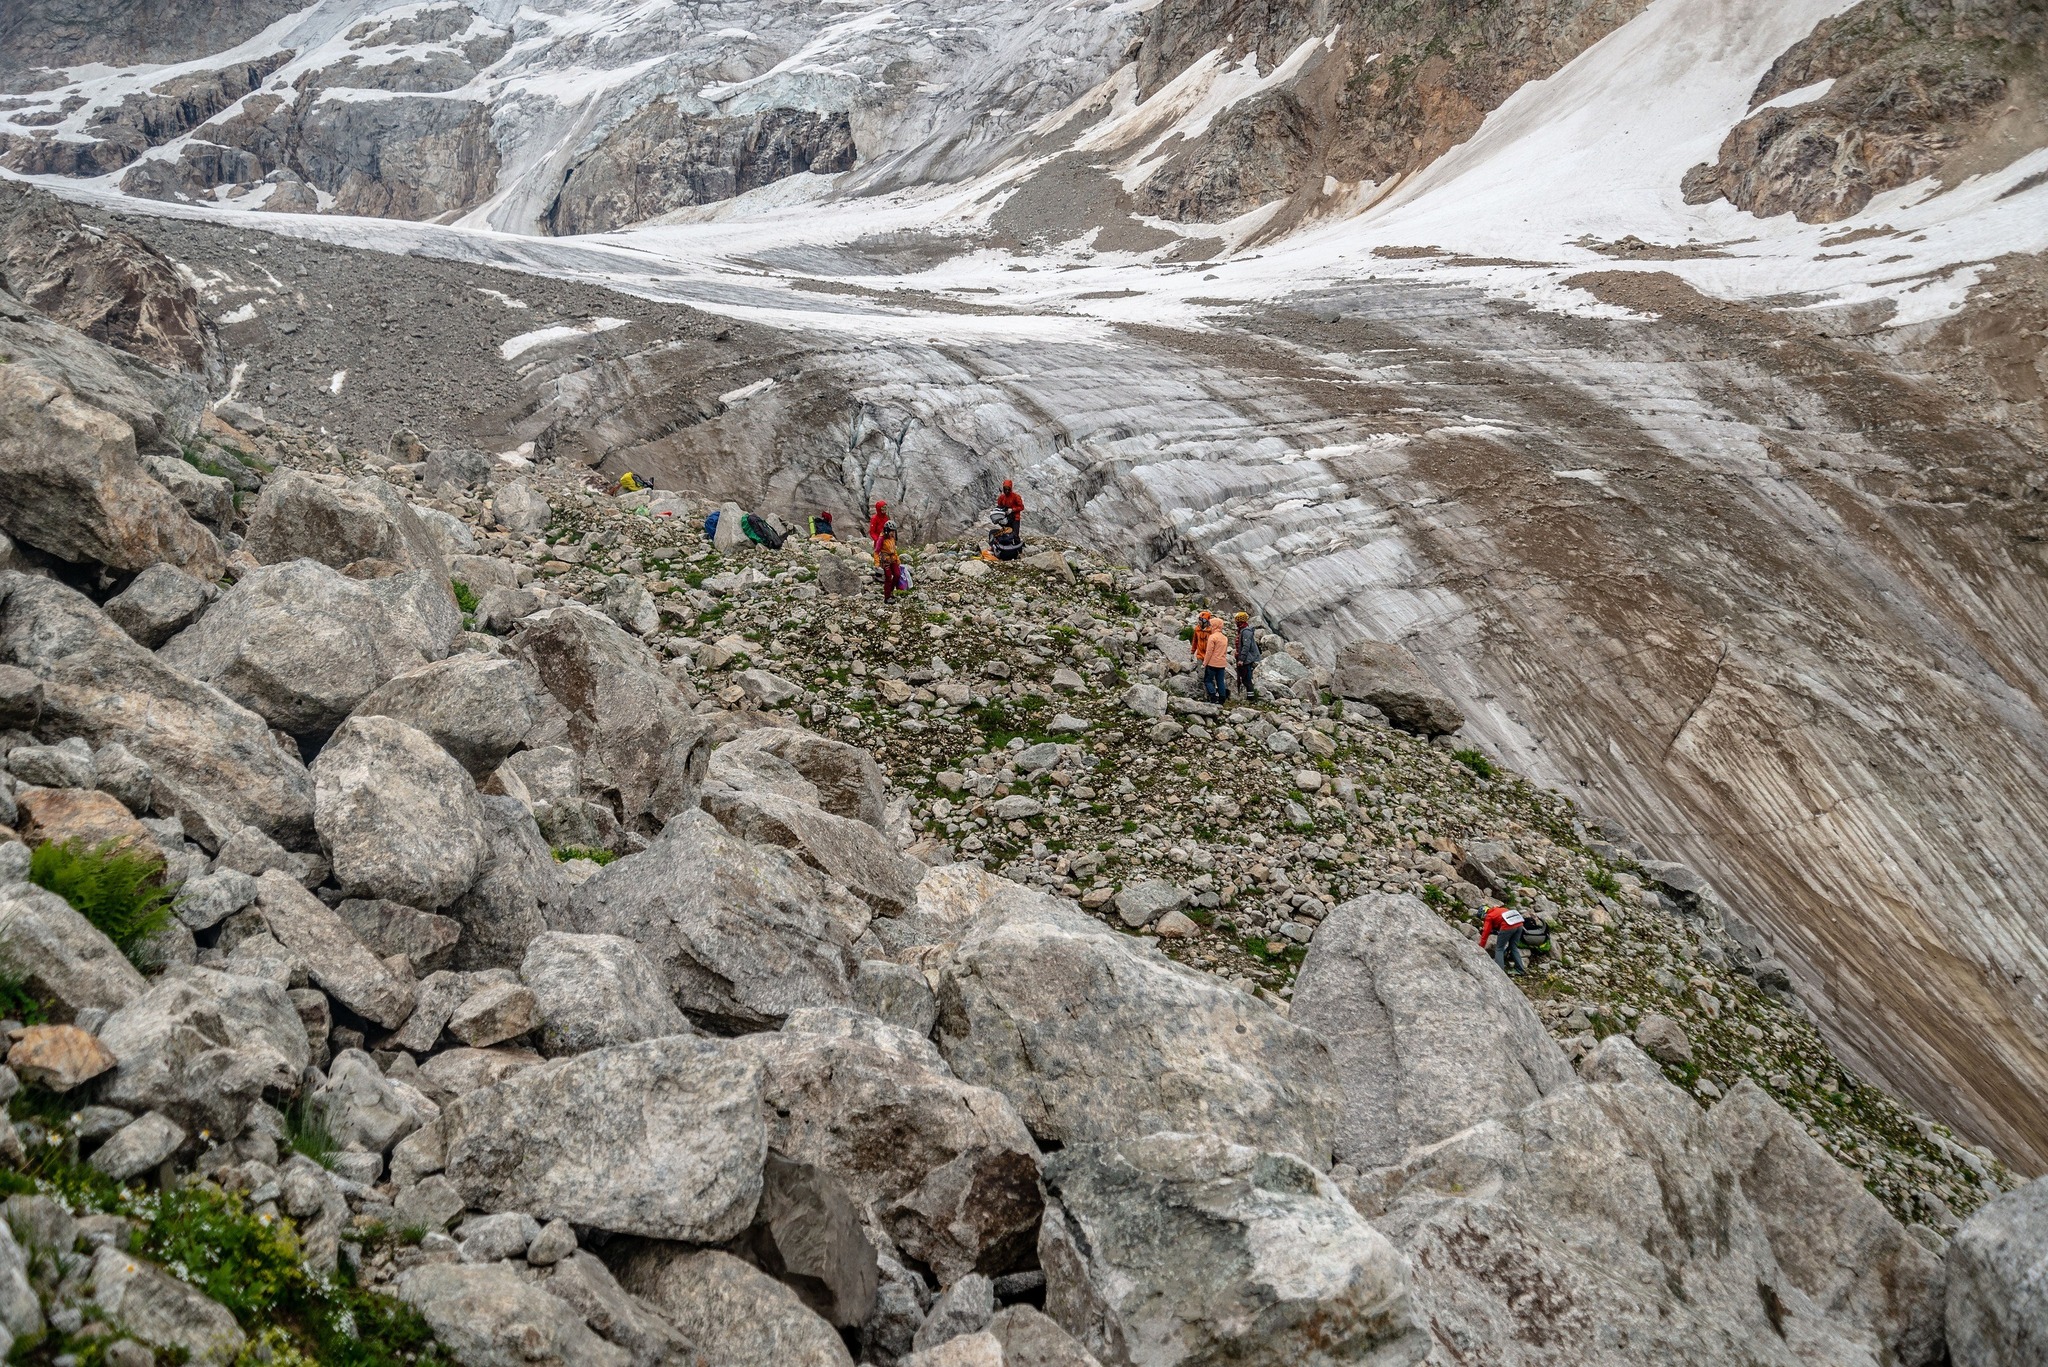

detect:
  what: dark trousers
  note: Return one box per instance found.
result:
[1491,927,1526,974]
[1202,665,1229,702]
[1237,661,1257,697]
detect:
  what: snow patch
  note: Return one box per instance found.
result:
[499,317,628,360]
[329,369,347,394]
[216,302,258,325]
[719,377,777,405]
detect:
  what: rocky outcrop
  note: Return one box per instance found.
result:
[0,882,148,1021]
[1040,1132,1428,1367]
[394,1263,629,1367]
[0,573,315,842]
[295,91,500,222]
[1291,893,1577,1169]
[1682,0,2047,223]
[518,931,690,1055]
[566,807,865,1031]
[933,895,1339,1165]
[615,1245,855,1367]
[1945,1176,2048,1367]
[0,1,301,82]
[313,714,490,910]
[241,470,450,576]
[0,366,223,579]
[545,101,857,236]
[702,786,924,913]
[1329,641,1462,737]
[159,559,460,742]
[350,655,547,780]
[94,966,309,1137]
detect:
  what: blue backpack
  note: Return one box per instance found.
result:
[703,510,720,540]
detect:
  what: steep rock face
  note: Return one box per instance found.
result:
[1684,0,2047,223]
[546,101,857,236]
[0,0,301,81]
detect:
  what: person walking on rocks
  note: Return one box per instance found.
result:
[1232,611,1261,700]
[1480,901,1529,975]
[879,520,904,604]
[997,479,1025,534]
[1194,611,1231,703]
[868,500,890,563]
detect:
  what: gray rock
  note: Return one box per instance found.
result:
[449,554,518,595]
[89,1111,186,1181]
[566,809,864,1032]
[415,1046,544,1109]
[543,1251,697,1366]
[393,1263,628,1367]
[420,449,495,496]
[141,452,235,535]
[0,882,148,1020]
[0,1218,42,1359]
[1946,1176,2048,1367]
[732,1151,879,1329]
[243,470,449,576]
[0,574,314,841]
[442,1034,766,1242]
[159,559,460,740]
[738,668,802,708]
[313,714,489,911]
[493,483,551,537]
[0,662,42,730]
[1013,743,1061,774]
[313,1048,439,1154]
[336,897,461,974]
[445,796,571,971]
[1289,893,1577,1169]
[458,1211,540,1264]
[986,1305,1101,1367]
[255,871,416,1029]
[597,575,659,636]
[104,563,216,649]
[95,966,309,1137]
[518,932,689,1056]
[447,980,538,1047]
[616,1246,854,1367]
[394,1174,465,1233]
[711,502,749,554]
[1709,1080,1946,1366]
[526,1219,576,1267]
[1634,1012,1694,1066]
[393,970,493,1054]
[0,841,25,884]
[351,655,548,779]
[733,1008,1042,1285]
[991,795,1042,821]
[475,585,547,634]
[5,741,94,789]
[702,787,925,913]
[709,740,823,807]
[92,742,154,814]
[89,1244,246,1366]
[914,1275,994,1353]
[865,1253,930,1365]
[934,894,1338,1166]
[1040,1133,1426,1367]
[714,727,887,828]
[853,958,938,1037]
[1329,640,1461,735]
[508,605,708,834]
[1111,880,1185,930]
[0,366,223,579]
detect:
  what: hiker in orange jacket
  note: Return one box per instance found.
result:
[1480,903,1529,975]
[1199,615,1231,702]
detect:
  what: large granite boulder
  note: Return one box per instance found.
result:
[253,871,416,1029]
[1356,1038,1912,1367]
[1330,640,1461,736]
[0,364,223,579]
[242,470,449,576]
[310,1048,439,1154]
[1709,1079,1947,1366]
[702,787,924,913]
[0,573,313,841]
[1946,1176,2047,1367]
[445,795,572,971]
[873,863,1072,956]
[519,932,690,1056]
[88,1244,245,1366]
[542,1251,702,1367]
[103,563,217,649]
[565,809,866,1032]
[1040,1132,1428,1367]
[393,1263,629,1367]
[508,606,708,833]
[312,714,489,911]
[711,727,888,828]
[615,1245,854,1367]
[732,1008,1043,1283]
[934,896,1338,1167]
[159,558,460,740]
[350,654,548,779]
[0,882,148,1020]
[1289,893,1577,1169]
[94,966,309,1137]
[442,1034,766,1242]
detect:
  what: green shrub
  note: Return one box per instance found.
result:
[450,580,480,614]
[29,840,173,964]
[283,1096,337,1170]
[1586,866,1621,898]
[551,847,617,865]
[0,968,49,1026]
[1452,748,1496,779]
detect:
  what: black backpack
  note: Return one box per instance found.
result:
[741,513,786,549]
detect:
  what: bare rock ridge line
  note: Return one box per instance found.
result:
[1,267,2044,1365]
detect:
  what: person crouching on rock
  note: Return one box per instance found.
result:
[1480,901,1528,975]
[1232,611,1261,700]
[809,509,835,539]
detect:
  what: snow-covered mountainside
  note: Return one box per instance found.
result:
[3,0,2047,1177]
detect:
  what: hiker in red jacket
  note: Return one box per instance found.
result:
[868,500,889,563]
[1480,903,1529,975]
[996,479,1024,532]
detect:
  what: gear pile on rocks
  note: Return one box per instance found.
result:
[0,305,2043,1367]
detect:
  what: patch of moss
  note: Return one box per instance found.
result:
[550,847,617,866]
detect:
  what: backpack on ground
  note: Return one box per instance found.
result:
[896,563,912,591]
[741,512,786,549]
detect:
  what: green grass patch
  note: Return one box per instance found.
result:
[283,1096,336,1170]
[0,968,50,1026]
[450,580,480,614]
[1586,866,1621,899]
[1452,748,1496,779]
[179,442,232,480]
[29,839,173,965]
[551,846,617,865]
[1419,881,1457,910]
